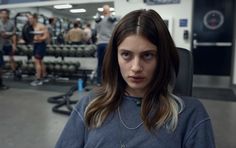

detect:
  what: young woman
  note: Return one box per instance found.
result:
[56,9,215,148]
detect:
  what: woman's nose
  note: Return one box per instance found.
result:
[131,57,143,72]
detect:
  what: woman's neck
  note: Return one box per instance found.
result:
[125,87,146,98]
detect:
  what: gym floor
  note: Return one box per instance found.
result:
[0,79,236,148]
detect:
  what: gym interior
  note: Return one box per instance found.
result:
[0,0,236,148]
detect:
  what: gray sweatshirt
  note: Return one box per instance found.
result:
[1,20,14,46]
[95,16,116,44]
[56,95,215,148]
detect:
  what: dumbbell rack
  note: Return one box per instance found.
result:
[3,43,97,115]
[3,43,97,81]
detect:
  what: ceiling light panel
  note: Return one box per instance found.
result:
[70,9,86,13]
[54,4,72,9]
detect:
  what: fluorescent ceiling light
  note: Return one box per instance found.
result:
[93,15,104,19]
[110,7,115,11]
[70,9,86,13]
[97,7,115,12]
[97,8,103,12]
[54,4,72,9]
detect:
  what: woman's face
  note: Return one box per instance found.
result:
[118,35,157,97]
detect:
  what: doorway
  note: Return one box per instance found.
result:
[192,0,235,87]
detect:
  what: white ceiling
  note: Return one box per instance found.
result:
[43,2,114,21]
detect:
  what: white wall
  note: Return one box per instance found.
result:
[9,7,53,18]
[114,0,193,50]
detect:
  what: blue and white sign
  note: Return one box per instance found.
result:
[179,19,188,27]
[145,0,181,5]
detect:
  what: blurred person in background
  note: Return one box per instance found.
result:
[47,17,56,44]
[83,23,92,44]
[0,19,9,90]
[65,21,84,45]
[95,4,117,85]
[0,9,17,79]
[28,13,49,86]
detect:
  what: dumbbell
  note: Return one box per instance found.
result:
[47,62,55,73]
[47,45,54,56]
[95,12,117,23]
[15,61,22,69]
[63,44,70,49]
[61,47,69,57]
[61,62,69,73]
[69,46,77,57]
[67,64,76,73]
[26,45,33,57]
[27,61,35,74]
[16,45,22,55]
[90,44,97,57]
[76,45,85,57]
[3,61,11,70]
[59,44,64,48]
[47,44,51,48]
[54,47,62,57]
[15,45,22,55]
[54,61,61,73]
[52,44,58,49]
[21,45,29,55]
[21,62,28,73]
[75,62,81,70]
[44,61,50,71]
[84,45,93,57]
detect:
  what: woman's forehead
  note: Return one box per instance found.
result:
[118,35,157,51]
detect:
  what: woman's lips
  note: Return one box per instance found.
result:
[128,76,145,83]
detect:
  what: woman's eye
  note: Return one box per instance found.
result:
[121,52,131,60]
[143,53,154,60]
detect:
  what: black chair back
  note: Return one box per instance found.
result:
[173,47,193,96]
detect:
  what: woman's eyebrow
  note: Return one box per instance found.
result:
[118,49,156,52]
[142,49,157,52]
[118,49,132,52]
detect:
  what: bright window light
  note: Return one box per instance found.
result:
[70,9,86,13]
[54,4,72,9]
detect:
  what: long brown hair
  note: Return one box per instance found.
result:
[85,9,181,131]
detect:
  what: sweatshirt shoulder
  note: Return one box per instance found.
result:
[73,92,94,114]
[178,96,210,124]
[181,96,207,114]
[179,97,215,147]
